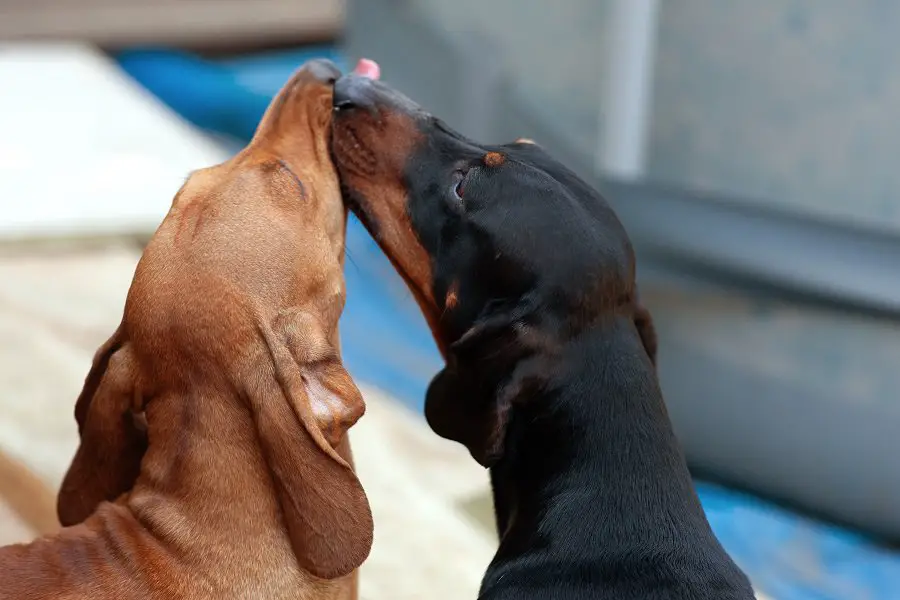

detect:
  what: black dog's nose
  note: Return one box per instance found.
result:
[333,75,376,111]
[305,58,342,84]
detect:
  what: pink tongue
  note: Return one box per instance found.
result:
[354,58,381,80]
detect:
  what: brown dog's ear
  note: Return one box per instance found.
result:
[248,311,373,580]
[58,327,147,526]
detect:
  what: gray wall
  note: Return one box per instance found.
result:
[415,0,612,160]
[345,0,900,538]
[413,0,900,231]
[653,1,900,231]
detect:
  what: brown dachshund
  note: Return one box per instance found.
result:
[0,59,373,600]
[329,69,755,599]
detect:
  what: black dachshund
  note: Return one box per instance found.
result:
[330,72,756,600]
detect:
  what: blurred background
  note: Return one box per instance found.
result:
[2,1,900,598]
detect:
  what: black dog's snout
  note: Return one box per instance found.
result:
[333,75,377,111]
[305,58,342,84]
[333,74,427,118]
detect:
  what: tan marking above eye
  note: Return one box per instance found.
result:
[515,138,536,145]
[444,281,459,311]
[484,152,506,168]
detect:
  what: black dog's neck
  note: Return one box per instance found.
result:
[491,317,703,541]
[482,316,752,597]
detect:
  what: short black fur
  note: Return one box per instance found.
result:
[332,78,755,599]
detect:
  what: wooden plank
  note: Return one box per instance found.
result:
[0,0,343,47]
[0,497,37,546]
[0,450,58,536]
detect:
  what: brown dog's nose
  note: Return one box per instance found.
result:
[302,58,342,84]
[333,75,376,111]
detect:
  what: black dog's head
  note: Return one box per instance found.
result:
[331,74,656,466]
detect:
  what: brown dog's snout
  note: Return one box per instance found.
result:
[251,57,341,154]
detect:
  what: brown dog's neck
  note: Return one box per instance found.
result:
[130,389,269,516]
[0,391,321,599]
[95,384,342,597]
[122,389,292,566]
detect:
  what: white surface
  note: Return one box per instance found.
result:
[0,44,230,241]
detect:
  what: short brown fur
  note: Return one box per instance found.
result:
[0,61,372,600]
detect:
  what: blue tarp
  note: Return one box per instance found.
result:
[115,47,900,599]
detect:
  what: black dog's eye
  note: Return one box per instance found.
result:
[446,169,469,213]
[452,169,469,199]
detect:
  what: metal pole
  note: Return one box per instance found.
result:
[596,0,660,180]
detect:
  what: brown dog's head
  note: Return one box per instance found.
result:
[58,59,372,580]
[330,72,656,467]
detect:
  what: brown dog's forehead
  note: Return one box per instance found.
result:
[145,63,348,327]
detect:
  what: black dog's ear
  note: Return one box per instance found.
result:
[427,295,547,467]
[426,349,550,469]
[426,297,533,467]
[450,294,536,358]
[634,289,657,366]
[425,367,508,468]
